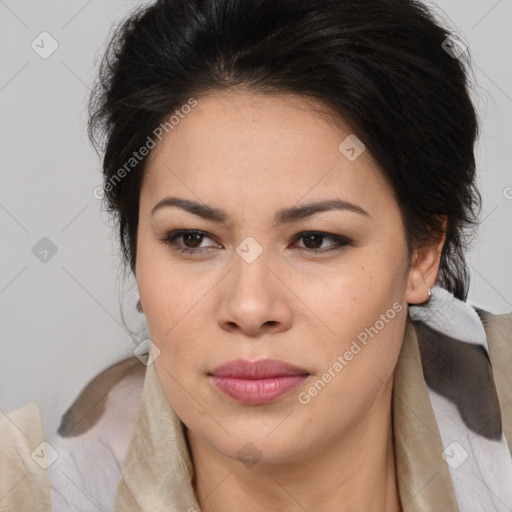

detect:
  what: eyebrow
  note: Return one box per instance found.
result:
[151,197,370,224]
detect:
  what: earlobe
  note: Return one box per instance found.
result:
[406,268,435,305]
[406,217,447,305]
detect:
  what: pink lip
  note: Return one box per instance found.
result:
[210,359,309,405]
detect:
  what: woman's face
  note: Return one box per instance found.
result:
[136,89,439,464]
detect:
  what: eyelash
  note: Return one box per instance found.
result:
[158,229,352,255]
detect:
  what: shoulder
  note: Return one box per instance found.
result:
[0,402,53,511]
[47,356,146,512]
[477,308,512,340]
[0,400,43,438]
[477,309,512,381]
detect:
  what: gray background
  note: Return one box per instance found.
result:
[1,0,511,438]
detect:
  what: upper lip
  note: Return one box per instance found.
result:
[210,358,309,379]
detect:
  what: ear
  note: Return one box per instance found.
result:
[406,216,447,305]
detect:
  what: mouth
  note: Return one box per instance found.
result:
[209,358,310,405]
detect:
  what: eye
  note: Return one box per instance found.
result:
[158,229,220,254]
[158,229,351,255]
[291,231,351,253]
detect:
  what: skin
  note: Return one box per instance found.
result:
[135,88,446,512]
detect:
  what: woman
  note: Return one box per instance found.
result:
[1,0,511,511]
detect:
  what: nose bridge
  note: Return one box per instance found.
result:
[217,237,292,334]
[231,237,275,296]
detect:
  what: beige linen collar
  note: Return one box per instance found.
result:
[392,317,459,511]
[113,315,459,512]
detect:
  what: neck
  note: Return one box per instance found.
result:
[186,372,401,512]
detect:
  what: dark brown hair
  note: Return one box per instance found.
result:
[88,0,482,301]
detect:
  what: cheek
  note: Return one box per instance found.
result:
[296,303,406,440]
[292,248,408,392]
[136,235,207,339]
[293,254,407,339]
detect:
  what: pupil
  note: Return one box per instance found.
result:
[304,233,323,249]
[184,233,202,247]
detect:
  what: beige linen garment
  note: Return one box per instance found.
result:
[0,401,53,512]
[1,312,511,511]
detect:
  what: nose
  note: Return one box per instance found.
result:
[217,251,293,337]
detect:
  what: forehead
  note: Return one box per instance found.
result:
[141,89,395,221]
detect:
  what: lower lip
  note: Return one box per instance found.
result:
[211,375,308,405]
